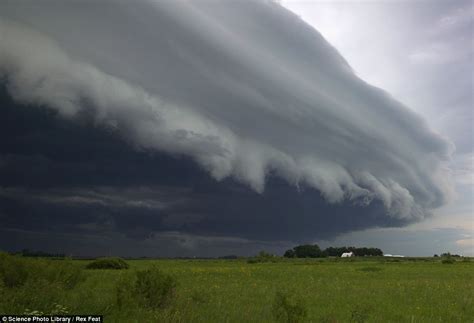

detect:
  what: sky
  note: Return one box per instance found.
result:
[0,0,472,257]
[281,0,473,256]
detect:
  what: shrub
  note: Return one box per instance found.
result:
[441,257,455,264]
[272,290,307,323]
[247,251,279,263]
[0,253,84,314]
[134,267,177,308]
[116,274,135,310]
[0,253,29,288]
[86,257,129,270]
[384,258,401,263]
[0,253,83,289]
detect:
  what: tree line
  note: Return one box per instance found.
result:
[13,249,66,258]
[283,244,383,258]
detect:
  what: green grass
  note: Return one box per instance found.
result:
[1,254,473,322]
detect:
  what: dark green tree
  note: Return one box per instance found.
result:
[293,244,324,258]
[283,249,295,258]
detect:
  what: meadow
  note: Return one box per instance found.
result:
[0,253,473,322]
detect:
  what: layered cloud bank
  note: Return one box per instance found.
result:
[0,0,453,227]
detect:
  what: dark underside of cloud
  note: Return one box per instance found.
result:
[0,85,404,254]
[0,0,453,256]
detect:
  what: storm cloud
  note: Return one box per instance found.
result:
[0,0,455,255]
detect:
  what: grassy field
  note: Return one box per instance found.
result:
[1,254,473,322]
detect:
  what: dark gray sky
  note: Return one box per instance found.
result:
[0,0,471,256]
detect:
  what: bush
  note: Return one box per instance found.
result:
[0,252,84,314]
[46,260,84,289]
[272,290,307,323]
[441,257,455,264]
[0,253,83,289]
[247,251,279,263]
[0,253,29,288]
[116,274,135,310]
[86,257,129,270]
[134,267,177,308]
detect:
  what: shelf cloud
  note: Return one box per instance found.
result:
[0,0,455,253]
